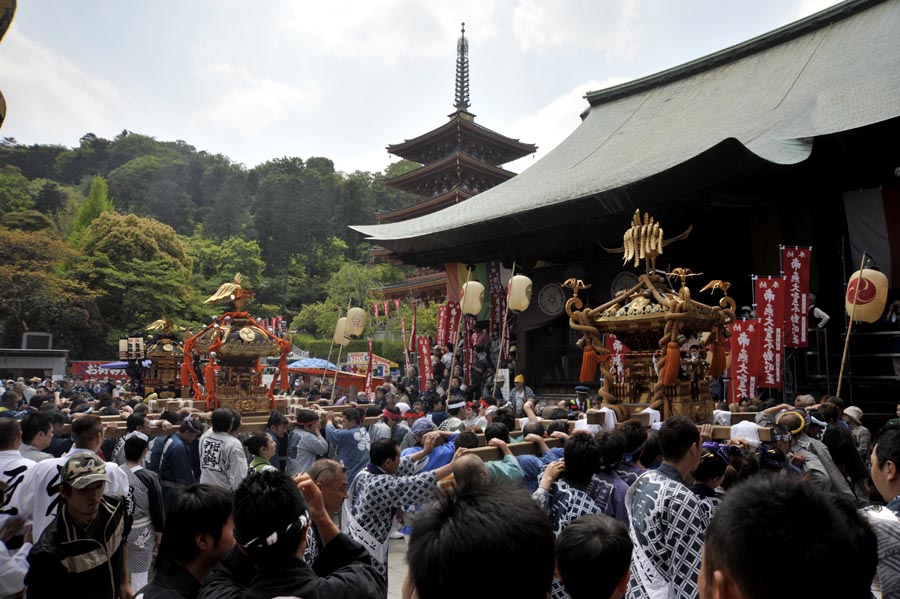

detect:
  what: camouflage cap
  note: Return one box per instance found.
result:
[61,452,110,489]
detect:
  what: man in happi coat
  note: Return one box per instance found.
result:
[344,435,460,584]
[626,416,710,599]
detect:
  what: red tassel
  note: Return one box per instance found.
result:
[180,360,191,387]
[579,345,599,383]
[708,343,726,378]
[660,341,681,385]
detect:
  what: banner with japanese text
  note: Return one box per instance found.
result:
[447,302,462,346]
[781,246,812,348]
[436,304,448,348]
[754,276,785,388]
[728,319,761,404]
[417,335,433,390]
[489,291,507,336]
[464,315,475,386]
[364,338,375,399]
[408,300,417,352]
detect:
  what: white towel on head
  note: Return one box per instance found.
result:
[713,410,732,426]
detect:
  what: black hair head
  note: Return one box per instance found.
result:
[159,484,233,565]
[557,515,632,599]
[124,435,149,462]
[658,415,699,462]
[563,432,602,486]
[234,471,308,564]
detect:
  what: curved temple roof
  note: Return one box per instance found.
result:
[353,0,900,253]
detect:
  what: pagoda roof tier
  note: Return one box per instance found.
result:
[375,189,472,224]
[384,150,516,195]
[387,111,537,166]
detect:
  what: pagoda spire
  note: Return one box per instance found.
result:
[454,22,470,111]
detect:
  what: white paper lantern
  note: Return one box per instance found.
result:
[507,275,533,312]
[460,281,485,315]
[333,317,350,346]
[346,307,367,336]
[845,268,888,323]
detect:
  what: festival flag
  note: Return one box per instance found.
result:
[781,246,812,348]
[754,276,785,388]
[383,300,390,319]
[436,304,448,347]
[364,338,375,399]
[489,291,507,335]
[393,299,400,311]
[464,315,475,386]
[400,314,410,367]
[728,319,761,404]
[408,301,417,352]
[447,302,462,346]
[373,302,379,318]
[416,335,433,389]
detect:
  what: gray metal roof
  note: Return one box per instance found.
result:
[352,0,900,252]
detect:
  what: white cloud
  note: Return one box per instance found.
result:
[505,77,631,173]
[195,64,320,136]
[281,0,499,65]
[0,29,125,144]
[512,0,642,60]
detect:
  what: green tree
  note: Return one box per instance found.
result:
[1,210,56,232]
[106,155,194,232]
[78,212,193,344]
[70,176,114,245]
[29,179,69,213]
[0,166,33,215]
[0,228,98,347]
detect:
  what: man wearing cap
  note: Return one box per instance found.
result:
[843,405,872,467]
[12,415,130,542]
[439,399,467,432]
[25,451,132,599]
[574,386,591,412]
[509,374,534,417]
[287,409,329,476]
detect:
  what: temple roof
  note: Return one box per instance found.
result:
[386,112,537,165]
[353,0,900,261]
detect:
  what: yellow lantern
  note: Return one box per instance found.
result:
[333,317,350,346]
[507,275,533,312]
[346,307,367,336]
[460,281,485,315]
[845,268,888,323]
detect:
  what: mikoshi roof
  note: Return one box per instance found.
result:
[352,0,900,259]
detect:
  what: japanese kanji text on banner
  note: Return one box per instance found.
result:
[781,246,812,348]
[754,276,785,388]
[728,319,760,404]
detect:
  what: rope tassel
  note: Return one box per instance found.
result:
[660,341,681,385]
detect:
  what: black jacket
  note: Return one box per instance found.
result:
[26,495,130,599]
[198,546,256,599]
[248,533,385,599]
[134,559,201,599]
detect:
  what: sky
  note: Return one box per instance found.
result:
[0,0,842,175]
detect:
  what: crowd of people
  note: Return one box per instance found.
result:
[0,372,898,599]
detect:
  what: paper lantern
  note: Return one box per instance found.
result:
[845,268,888,323]
[460,281,485,315]
[346,307,367,336]
[332,317,350,346]
[507,275,533,312]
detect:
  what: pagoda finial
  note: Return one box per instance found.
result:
[454,22,470,111]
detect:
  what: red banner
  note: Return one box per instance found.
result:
[728,319,761,404]
[364,338,375,399]
[782,246,812,348]
[464,315,475,386]
[382,301,390,319]
[400,315,410,367]
[373,302,379,318]
[70,361,131,381]
[417,335,433,390]
[408,301,417,352]
[436,304,448,347]
[447,302,462,346]
[604,334,630,383]
[754,276,785,388]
